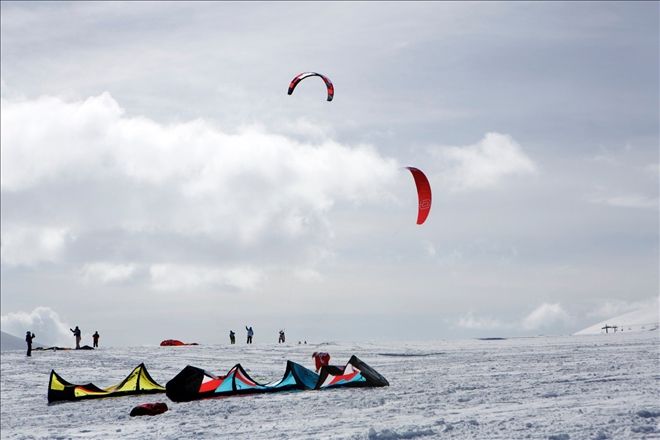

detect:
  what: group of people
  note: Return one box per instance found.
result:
[27,324,311,356]
[226,326,257,344]
[227,327,255,344]
[226,327,288,344]
[26,325,332,372]
[24,326,101,356]
[70,326,100,349]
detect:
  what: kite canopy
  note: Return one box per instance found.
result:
[166,360,319,402]
[316,355,389,389]
[160,339,198,346]
[166,356,388,402]
[48,363,165,403]
[287,72,334,101]
[406,167,432,225]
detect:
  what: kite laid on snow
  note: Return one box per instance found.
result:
[315,355,390,390]
[166,355,388,402]
[406,167,432,225]
[48,363,165,403]
[160,339,199,346]
[287,72,334,101]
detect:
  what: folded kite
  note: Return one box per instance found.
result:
[48,363,165,403]
[166,355,388,402]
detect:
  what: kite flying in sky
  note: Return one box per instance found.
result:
[287,72,334,101]
[286,73,429,224]
[406,167,432,225]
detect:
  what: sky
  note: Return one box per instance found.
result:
[1,1,658,347]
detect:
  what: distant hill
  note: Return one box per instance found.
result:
[1,331,46,351]
[574,302,659,335]
[1,331,27,351]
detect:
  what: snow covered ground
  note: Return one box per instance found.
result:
[1,331,658,439]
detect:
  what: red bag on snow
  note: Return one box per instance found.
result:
[130,402,168,417]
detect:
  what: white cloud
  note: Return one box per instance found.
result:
[436,132,537,191]
[458,303,573,333]
[457,312,505,330]
[423,241,437,257]
[589,193,658,209]
[586,298,658,320]
[149,264,263,291]
[276,117,334,141]
[644,163,660,176]
[292,267,324,282]
[0,307,72,346]
[1,93,398,197]
[81,262,137,284]
[1,93,123,190]
[0,92,400,268]
[522,303,569,330]
[1,226,70,266]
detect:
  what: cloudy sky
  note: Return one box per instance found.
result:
[1,2,658,347]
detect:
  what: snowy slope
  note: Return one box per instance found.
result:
[1,333,658,439]
[575,302,659,335]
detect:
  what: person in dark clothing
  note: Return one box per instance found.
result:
[70,326,81,349]
[92,331,100,348]
[278,330,285,344]
[25,331,36,357]
[245,326,254,344]
[229,330,236,345]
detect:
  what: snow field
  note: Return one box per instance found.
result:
[1,332,658,439]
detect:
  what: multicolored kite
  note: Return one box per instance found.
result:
[48,363,165,403]
[288,72,334,101]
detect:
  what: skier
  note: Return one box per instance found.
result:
[25,331,36,357]
[278,329,285,344]
[245,326,254,344]
[229,330,236,345]
[70,326,81,349]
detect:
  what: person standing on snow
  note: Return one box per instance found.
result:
[25,331,36,357]
[92,331,100,348]
[245,326,254,344]
[229,330,236,345]
[70,326,81,349]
